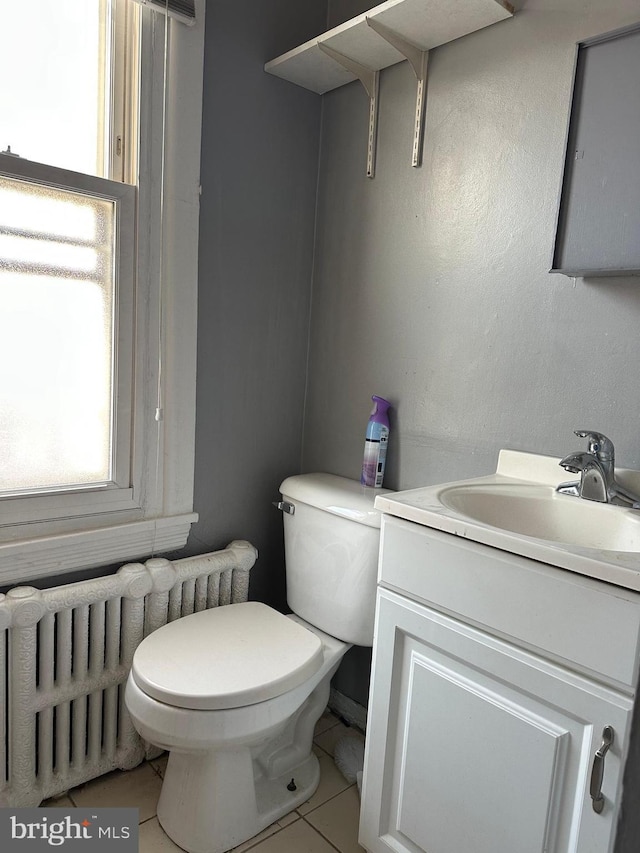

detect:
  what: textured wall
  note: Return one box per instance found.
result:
[190,0,326,605]
[305,0,640,492]
[327,0,373,27]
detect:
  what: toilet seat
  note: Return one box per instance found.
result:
[131,602,324,711]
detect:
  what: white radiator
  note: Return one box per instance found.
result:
[0,539,257,807]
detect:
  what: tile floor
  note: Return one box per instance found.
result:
[48,711,367,853]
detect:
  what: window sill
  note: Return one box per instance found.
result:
[0,512,198,586]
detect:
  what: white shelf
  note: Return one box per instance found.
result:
[264,0,514,94]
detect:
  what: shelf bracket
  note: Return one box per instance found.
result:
[366,17,429,168]
[318,42,379,179]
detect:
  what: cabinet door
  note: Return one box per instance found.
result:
[360,590,633,853]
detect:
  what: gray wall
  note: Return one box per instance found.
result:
[305,0,640,491]
[189,0,327,606]
[327,0,373,27]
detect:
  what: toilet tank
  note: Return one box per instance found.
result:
[279,473,389,646]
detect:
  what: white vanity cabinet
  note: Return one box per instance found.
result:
[360,515,640,853]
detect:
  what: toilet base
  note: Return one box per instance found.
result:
[157,748,320,853]
[254,749,320,824]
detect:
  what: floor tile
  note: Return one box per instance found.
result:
[139,815,286,853]
[244,819,336,853]
[139,810,303,853]
[69,762,162,822]
[150,753,168,778]
[139,817,184,852]
[297,750,351,815]
[42,794,75,808]
[231,822,280,852]
[314,709,340,737]
[306,785,366,853]
[314,721,365,758]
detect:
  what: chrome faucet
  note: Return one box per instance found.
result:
[557,431,640,507]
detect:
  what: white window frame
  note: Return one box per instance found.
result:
[0,0,203,583]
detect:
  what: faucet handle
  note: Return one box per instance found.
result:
[574,431,614,463]
[559,451,592,474]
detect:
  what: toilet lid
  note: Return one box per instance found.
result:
[131,602,324,711]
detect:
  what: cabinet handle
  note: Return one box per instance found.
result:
[590,725,614,814]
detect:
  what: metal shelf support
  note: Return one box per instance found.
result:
[366,17,429,168]
[318,42,380,179]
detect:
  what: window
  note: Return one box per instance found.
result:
[0,160,135,518]
[1,0,110,177]
[0,0,204,583]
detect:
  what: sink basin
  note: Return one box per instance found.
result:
[374,450,640,592]
[438,482,640,552]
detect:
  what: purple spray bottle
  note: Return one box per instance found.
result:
[361,395,391,488]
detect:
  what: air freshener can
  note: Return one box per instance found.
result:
[361,396,391,488]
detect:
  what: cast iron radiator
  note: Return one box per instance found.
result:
[0,539,257,806]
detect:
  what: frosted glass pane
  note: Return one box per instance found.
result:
[0,179,115,493]
[0,184,98,242]
[0,235,99,274]
[0,0,106,176]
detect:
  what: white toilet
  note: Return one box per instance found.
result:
[125,473,386,853]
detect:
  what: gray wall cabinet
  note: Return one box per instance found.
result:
[551,24,640,277]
